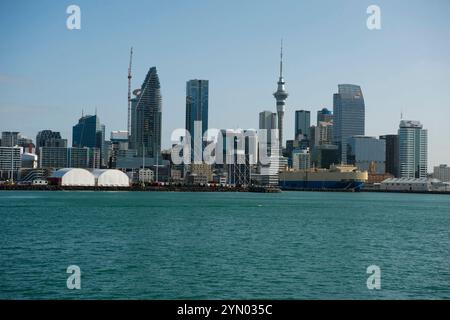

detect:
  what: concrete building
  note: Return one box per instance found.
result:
[1,132,20,147]
[398,120,428,178]
[347,136,386,174]
[292,149,311,170]
[311,144,340,169]
[433,164,450,182]
[36,130,67,155]
[138,168,154,183]
[0,146,22,180]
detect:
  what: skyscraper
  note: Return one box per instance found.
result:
[294,110,311,139]
[72,115,103,149]
[259,111,277,149]
[36,130,67,150]
[134,67,162,158]
[398,120,428,178]
[380,134,399,177]
[186,79,209,160]
[333,84,365,164]
[273,41,288,148]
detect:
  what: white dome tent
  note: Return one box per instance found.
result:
[92,169,130,187]
[49,168,95,186]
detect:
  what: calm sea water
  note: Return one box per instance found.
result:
[0,191,449,299]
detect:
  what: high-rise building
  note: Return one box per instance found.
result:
[39,147,100,169]
[333,84,365,164]
[186,79,209,160]
[0,146,22,180]
[259,111,277,146]
[347,136,386,174]
[1,132,20,147]
[398,120,428,178]
[294,110,311,140]
[380,134,399,177]
[317,108,333,124]
[36,130,67,155]
[273,42,288,148]
[134,67,162,158]
[72,115,103,149]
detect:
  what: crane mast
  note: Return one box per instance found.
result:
[127,47,133,137]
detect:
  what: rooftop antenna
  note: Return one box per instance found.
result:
[128,47,133,136]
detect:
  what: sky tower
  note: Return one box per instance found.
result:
[273,40,288,148]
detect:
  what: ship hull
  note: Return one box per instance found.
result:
[279,180,365,191]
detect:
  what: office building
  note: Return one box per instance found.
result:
[0,147,22,180]
[186,79,209,160]
[294,110,311,140]
[333,84,365,163]
[347,136,385,174]
[292,149,311,170]
[311,144,340,169]
[1,132,20,147]
[398,120,428,178]
[380,134,399,177]
[259,111,277,148]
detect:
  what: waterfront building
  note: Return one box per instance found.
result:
[39,147,68,169]
[273,42,288,148]
[347,136,386,174]
[380,134,399,177]
[139,168,154,184]
[380,177,448,192]
[186,79,209,160]
[398,120,428,178]
[0,146,22,180]
[39,147,100,169]
[48,168,95,186]
[433,164,450,182]
[333,84,365,164]
[92,169,130,187]
[294,110,311,140]
[133,67,162,159]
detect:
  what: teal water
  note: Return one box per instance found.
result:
[0,191,449,299]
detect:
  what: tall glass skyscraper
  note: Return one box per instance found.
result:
[72,115,103,149]
[186,79,209,160]
[398,120,428,178]
[294,110,311,139]
[333,84,365,164]
[134,67,162,158]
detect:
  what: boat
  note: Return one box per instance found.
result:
[279,165,368,191]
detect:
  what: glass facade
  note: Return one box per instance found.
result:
[186,79,209,159]
[294,110,311,139]
[134,67,162,159]
[333,84,365,164]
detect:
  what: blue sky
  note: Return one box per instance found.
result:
[1,0,449,168]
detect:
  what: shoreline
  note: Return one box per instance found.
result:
[0,185,449,195]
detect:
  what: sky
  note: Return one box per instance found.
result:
[1,0,449,169]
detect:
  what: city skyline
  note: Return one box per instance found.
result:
[1,0,450,169]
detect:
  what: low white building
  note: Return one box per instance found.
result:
[380,177,449,192]
[92,169,130,187]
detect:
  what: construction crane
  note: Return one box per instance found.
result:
[127,47,133,136]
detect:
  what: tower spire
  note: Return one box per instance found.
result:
[279,38,283,79]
